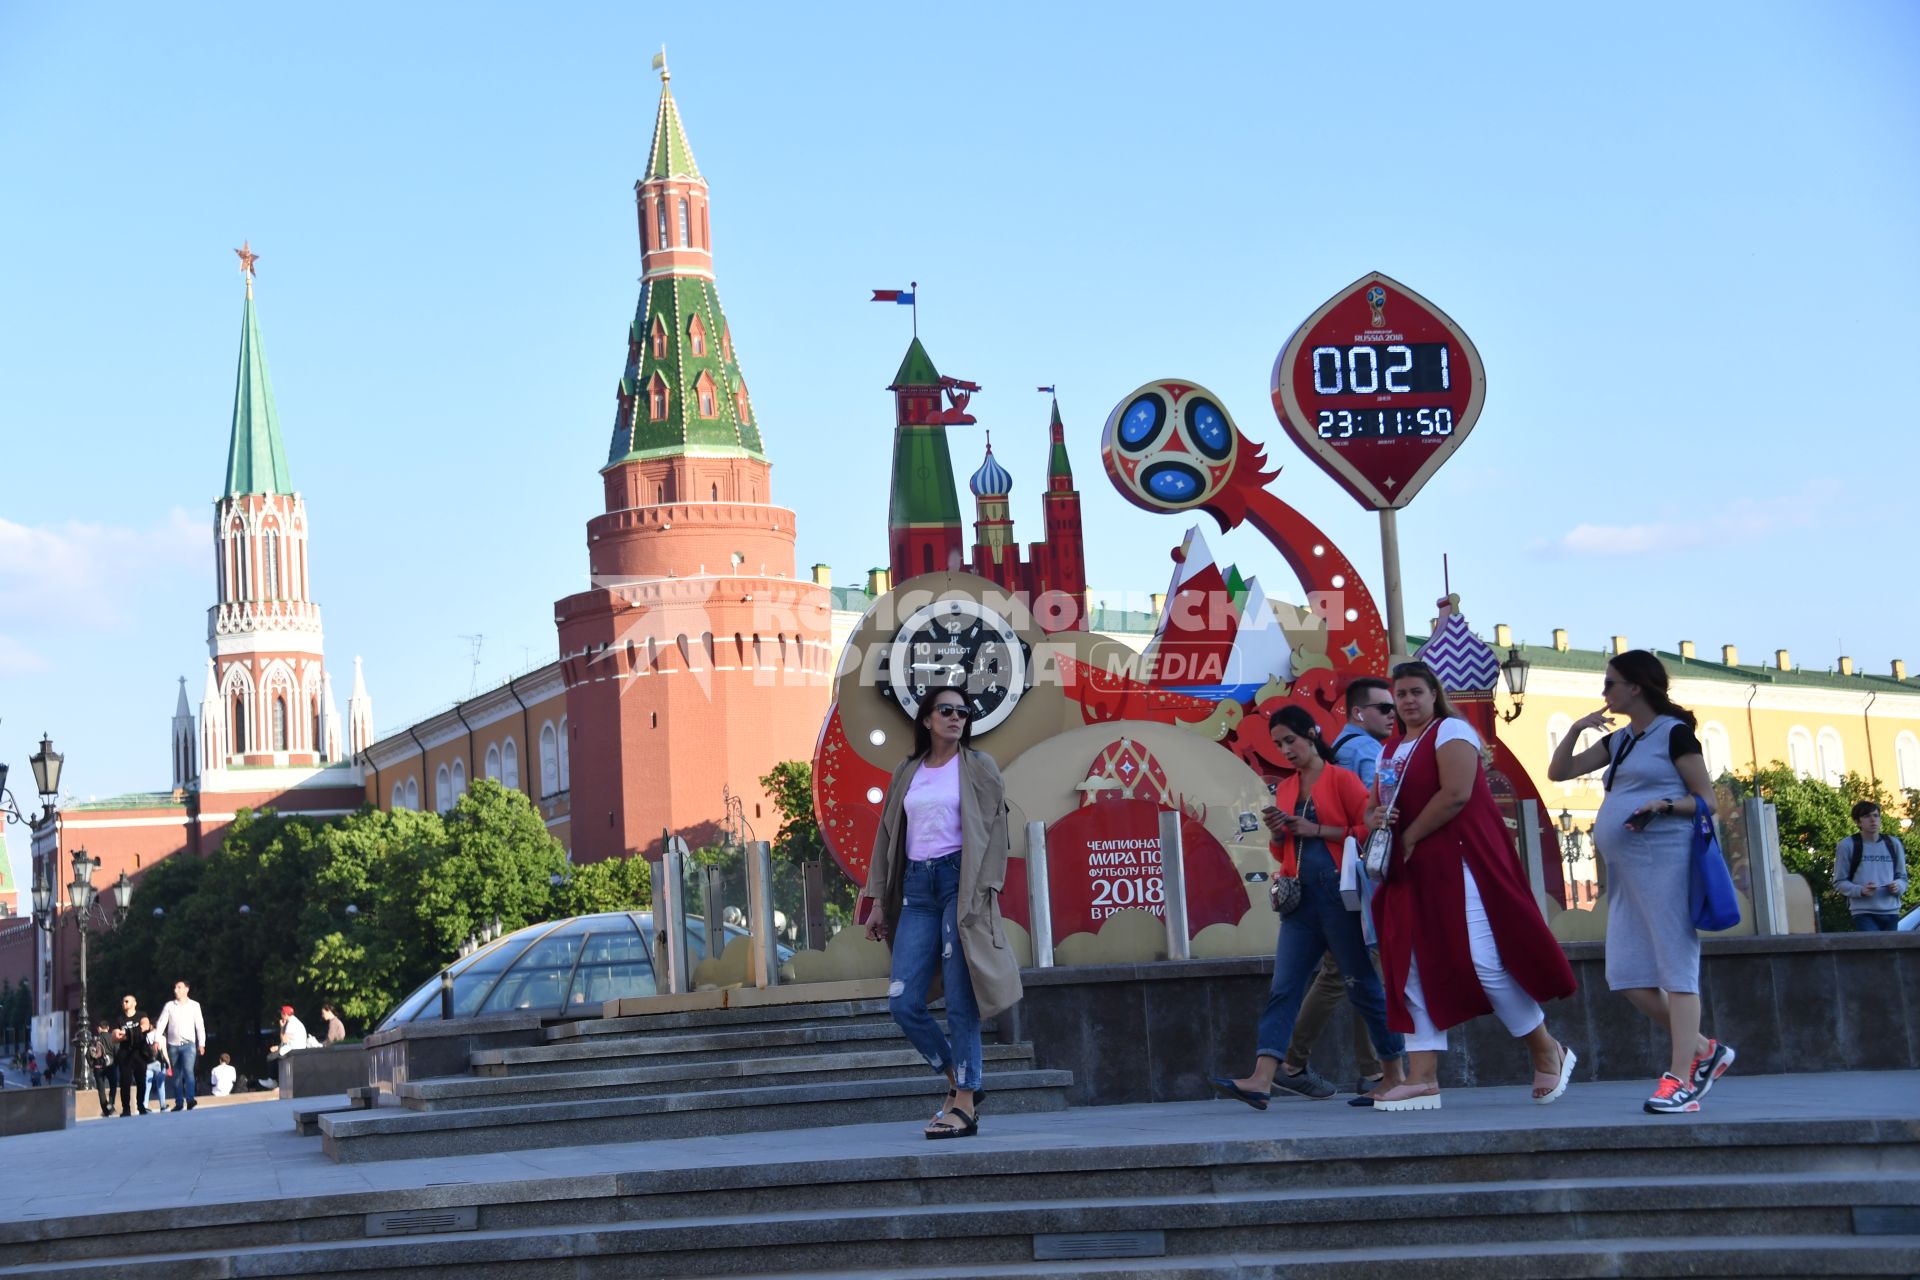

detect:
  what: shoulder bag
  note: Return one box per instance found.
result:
[1362,721,1440,884]
[1269,793,1311,916]
[1689,794,1741,931]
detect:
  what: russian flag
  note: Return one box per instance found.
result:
[871,289,914,304]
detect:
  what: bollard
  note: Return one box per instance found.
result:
[1158,808,1192,961]
[1742,796,1788,936]
[1519,800,1553,917]
[744,839,780,988]
[1025,820,1055,968]
[660,833,691,994]
[439,969,453,1020]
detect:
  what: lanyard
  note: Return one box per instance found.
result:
[1603,726,1653,792]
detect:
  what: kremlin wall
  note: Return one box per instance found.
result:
[8,67,1920,1040]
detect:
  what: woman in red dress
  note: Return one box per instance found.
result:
[1366,662,1577,1111]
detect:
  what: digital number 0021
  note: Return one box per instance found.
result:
[1089,877,1167,909]
[1315,407,1455,440]
[1309,343,1451,395]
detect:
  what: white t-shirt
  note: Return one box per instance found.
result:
[903,756,964,861]
[210,1062,236,1096]
[281,1014,309,1050]
[1380,719,1482,791]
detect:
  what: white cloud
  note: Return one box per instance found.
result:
[1539,483,1835,558]
[0,509,203,622]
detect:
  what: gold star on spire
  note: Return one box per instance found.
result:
[234,241,259,297]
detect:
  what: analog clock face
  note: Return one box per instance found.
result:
[884,599,1027,734]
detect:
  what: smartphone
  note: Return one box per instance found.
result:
[1624,810,1655,832]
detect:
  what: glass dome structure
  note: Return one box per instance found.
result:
[377,912,787,1030]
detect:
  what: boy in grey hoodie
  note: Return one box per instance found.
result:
[1834,801,1908,931]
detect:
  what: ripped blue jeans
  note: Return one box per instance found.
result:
[887,851,983,1091]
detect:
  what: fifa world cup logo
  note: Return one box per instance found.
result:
[1366,285,1387,328]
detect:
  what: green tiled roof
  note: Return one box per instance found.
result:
[1047,398,1073,482]
[646,81,701,180]
[607,276,763,465]
[1503,639,1920,693]
[224,292,293,497]
[65,792,187,813]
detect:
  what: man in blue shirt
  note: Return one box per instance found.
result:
[1275,677,1394,1099]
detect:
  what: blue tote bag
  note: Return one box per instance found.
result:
[1689,795,1741,931]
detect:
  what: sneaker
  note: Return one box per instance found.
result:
[1268,1065,1336,1100]
[1690,1039,1735,1100]
[1644,1072,1700,1114]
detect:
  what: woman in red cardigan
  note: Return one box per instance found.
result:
[1366,662,1577,1112]
[1210,706,1407,1109]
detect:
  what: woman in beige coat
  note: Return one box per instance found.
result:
[860,687,1023,1138]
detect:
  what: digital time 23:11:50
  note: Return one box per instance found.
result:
[1316,406,1455,439]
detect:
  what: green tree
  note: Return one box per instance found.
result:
[556,853,653,915]
[760,760,859,935]
[1726,765,1918,932]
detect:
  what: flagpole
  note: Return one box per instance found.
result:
[910,280,918,338]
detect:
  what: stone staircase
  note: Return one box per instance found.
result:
[1,1094,1914,1277]
[319,995,1073,1162]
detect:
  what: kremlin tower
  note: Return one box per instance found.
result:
[553,60,831,859]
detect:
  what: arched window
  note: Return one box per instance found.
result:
[735,381,749,421]
[232,524,250,599]
[486,744,502,782]
[1897,733,1920,791]
[263,527,281,598]
[271,696,289,750]
[655,200,668,254]
[1786,727,1816,779]
[696,372,716,418]
[451,757,466,799]
[391,783,406,810]
[689,315,706,357]
[721,328,732,362]
[1701,721,1734,780]
[558,716,571,789]
[405,777,419,810]
[649,376,669,420]
[710,483,719,501]
[436,764,452,812]
[232,695,248,754]
[540,722,559,797]
[503,737,519,790]
[678,198,689,246]
[1817,728,1846,786]
[651,316,667,360]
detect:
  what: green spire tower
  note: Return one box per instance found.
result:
[224,242,293,497]
[886,337,966,580]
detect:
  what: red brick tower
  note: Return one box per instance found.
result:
[554,60,831,860]
[1035,393,1089,628]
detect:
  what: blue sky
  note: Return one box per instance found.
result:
[4,2,1916,886]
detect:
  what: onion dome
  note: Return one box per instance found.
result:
[969,435,1013,497]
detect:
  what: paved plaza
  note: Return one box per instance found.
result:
[2,1071,1915,1229]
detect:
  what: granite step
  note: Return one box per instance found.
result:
[4,1180,1913,1278]
[473,1017,954,1075]
[3,1110,1912,1271]
[321,1068,1075,1162]
[544,996,902,1041]
[406,1043,1037,1110]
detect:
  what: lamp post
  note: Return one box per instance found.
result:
[8,733,65,1064]
[66,848,99,1094]
[1557,809,1583,902]
[1499,648,1531,723]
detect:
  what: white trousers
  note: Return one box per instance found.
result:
[1403,862,1546,1052]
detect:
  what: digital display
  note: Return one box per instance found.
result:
[1270,271,1486,512]
[1307,343,1451,397]
[1316,407,1455,439]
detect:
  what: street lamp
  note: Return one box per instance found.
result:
[66,848,99,1095]
[1499,648,1531,723]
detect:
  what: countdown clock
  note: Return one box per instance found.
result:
[882,598,1028,734]
[1271,271,1486,511]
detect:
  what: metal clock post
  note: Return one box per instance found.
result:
[1272,272,1486,662]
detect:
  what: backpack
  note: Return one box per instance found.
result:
[1848,833,1907,881]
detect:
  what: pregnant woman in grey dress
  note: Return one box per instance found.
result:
[1548,649,1736,1115]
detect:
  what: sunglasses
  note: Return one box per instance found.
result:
[1362,702,1396,713]
[932,705,972,720]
